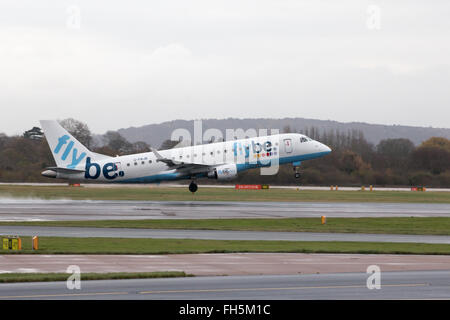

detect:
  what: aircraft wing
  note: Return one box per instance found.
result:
[151,148,223,175]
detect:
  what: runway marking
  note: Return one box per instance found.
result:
[139,283,428,295]
[0,291,128,299]
[0,283,430,299]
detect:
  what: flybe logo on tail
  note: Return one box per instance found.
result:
[54,135,87,169]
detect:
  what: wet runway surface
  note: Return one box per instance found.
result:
[0,271,449,300]
[2,253,449,275]
[1,199,450,221]
[1,225,450,244]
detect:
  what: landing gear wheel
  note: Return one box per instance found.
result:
[189,181,198,193]
[294,166,301,179]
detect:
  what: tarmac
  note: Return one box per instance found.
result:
[0,271,449,300]
[1,199,450,221]
[1,253,450,275]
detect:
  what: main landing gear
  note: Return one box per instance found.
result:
[292,161,302,179]
[189,181,198,193]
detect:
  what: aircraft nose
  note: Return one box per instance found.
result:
[322,144,332,153]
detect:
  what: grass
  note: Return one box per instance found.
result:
[0,271,190,283]
[1,217,450,235]
[0,185,449,203]
[2,236,450,255]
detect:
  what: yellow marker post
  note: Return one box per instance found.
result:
[335,185,338,191]
[330,186,333,191]
[321,216,327,224]
[370,185,373,191]
[361,186,365,191]
[32,236,39,251]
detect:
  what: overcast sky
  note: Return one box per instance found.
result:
[1,0,449,135]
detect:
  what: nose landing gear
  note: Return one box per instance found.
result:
[294,167,301,179]
[292,161,302,179]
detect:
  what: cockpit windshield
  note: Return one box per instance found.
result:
[300,136,311,143]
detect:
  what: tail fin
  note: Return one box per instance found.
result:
[40,120,97,169]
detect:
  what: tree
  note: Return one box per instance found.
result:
[420,137,450,152]
[102,131,133,155]
[282,125,293,133]
[412,140,450,174]
[338,150,367,174]
[376,138,415,169]
[131,141,151,153]
[23,127,44,140]
[59,118,93,148]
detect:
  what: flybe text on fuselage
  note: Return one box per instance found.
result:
[232,140,275,158]
[85,157,125,180]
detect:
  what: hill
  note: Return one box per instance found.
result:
[115,117,450,148]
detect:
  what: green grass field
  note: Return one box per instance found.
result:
[1,185,449,256]
[0,271,190,283]
[2,236,450,255]
[2,217,450,235]
[1,185,449,203]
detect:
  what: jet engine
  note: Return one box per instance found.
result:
[207,164,238,180]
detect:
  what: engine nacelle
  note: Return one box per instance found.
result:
[207,164,238,180]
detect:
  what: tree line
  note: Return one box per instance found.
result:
[0,119,449,187]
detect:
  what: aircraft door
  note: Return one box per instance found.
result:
[284,139,293,153]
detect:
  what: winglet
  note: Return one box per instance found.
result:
[150,148,164,161]
[151,148,181,166]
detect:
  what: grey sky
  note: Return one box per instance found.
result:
[1,0,449,135]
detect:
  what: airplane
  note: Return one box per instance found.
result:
[40,120,332,192]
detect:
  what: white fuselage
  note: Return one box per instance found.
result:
[53,133,331,183]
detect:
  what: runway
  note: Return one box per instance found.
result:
[0,271,448,299]
[2,225,450,243]
[1,199,450,221]
[2,253,450,275]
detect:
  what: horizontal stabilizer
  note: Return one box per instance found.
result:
[45,167,86,173]
[41,166,85,178]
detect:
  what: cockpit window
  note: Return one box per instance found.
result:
[300,137,308,143]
